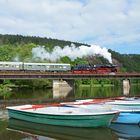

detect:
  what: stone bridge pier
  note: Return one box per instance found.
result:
[123,79,130,95]
[53,79,75,98]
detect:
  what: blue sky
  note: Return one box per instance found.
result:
[0,0,140,54]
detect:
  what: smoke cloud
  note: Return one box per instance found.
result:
[32,44,112,63]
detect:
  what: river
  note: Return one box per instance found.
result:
[0,84,140,140]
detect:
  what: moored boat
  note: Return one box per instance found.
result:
[64,97,140,125]
[62,97,125,106]
[105,100,140,111]
[105,100,140,124]
[6,104,119,128]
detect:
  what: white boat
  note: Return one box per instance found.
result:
[105,100,140,112]
[6,104,119,128]
[64,97,140,125]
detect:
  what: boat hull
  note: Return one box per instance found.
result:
[7,108,116,128]
[112,112,140,124]
[105,100,140,124]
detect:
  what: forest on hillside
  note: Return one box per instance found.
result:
[0,34,140,72]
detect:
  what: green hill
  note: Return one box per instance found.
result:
[0,34,140,72]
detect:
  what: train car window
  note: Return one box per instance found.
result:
[5,64,10,67]
[28,65,32,67]
[46,66,50,68]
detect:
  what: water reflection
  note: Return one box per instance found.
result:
[0,109,8,120]
[7,118,117,140]
[110,123,140,140]
[75,86,122,98]
[3,88,53,100]
[1,84,139,101]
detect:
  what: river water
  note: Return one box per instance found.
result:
[0,84,140,140]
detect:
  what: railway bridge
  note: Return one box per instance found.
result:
[0,71,140,79]
[0,72,140,97]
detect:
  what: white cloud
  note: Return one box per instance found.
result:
[0,0,140,53]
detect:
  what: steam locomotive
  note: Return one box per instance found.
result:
[72,64,117,74]
[0,62,117,74]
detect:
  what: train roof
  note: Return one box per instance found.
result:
[23,62,71,66]
[0,61,23,64]
[0,62,71,66]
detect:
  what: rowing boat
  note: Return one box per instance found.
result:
[6,104,119,127]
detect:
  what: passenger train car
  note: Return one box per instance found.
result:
[0,62,71,72]
[0,62,117,74]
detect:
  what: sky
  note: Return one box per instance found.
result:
[0,0,140,54]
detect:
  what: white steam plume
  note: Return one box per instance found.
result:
[32,44,112,63]
[12,55,20,62]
